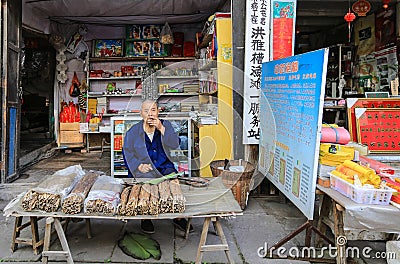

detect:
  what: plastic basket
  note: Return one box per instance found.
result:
[329,173,395,205]
[209,160,255,210]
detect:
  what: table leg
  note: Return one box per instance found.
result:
[184,218,192,239]
[333,201,346,264]
[316,194,332,247]
[11,216,23,252]
[42,217,74,264]
[42,217,53,264]
[212,217,234,263]
[86,219,92,239]
[30,216,41,255]
[195,217,233,264]
[195,217,210,264]
[54,218,74,264]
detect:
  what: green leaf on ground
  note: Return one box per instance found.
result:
[118,232,161,260]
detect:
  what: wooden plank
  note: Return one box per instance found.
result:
[42,251,69,257]
[201,245,229,251]
[15,237,33,244]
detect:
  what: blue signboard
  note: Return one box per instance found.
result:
[258,49,328,219]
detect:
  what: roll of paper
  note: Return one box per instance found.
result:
[321,126,351,145]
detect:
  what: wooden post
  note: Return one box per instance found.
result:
[333,201,346,264]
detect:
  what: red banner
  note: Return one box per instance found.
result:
[272,17,294,60]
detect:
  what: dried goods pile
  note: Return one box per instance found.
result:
[61,172,99,214]
[21,165,84,212]
[84,175,124,215]
[118,179,185,216]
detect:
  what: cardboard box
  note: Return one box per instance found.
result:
[59,130,84,144]
[60,122,80,131]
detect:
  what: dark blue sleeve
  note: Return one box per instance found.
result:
[161,120,180,149]
[123,127,142,173]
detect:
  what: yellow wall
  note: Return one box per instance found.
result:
[199,17,233,177]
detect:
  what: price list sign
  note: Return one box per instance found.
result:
[259,49,328,219]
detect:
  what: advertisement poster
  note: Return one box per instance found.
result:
[258,49,328,219]
[243,0,271,144]
[271,0,296,60]
[375,6,395,52]
[355,14,375,56]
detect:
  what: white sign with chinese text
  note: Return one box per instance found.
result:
[243,0,271,144]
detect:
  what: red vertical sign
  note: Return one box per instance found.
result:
[271,1,295,60]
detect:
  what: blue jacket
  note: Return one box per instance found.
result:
[123,119,180,177]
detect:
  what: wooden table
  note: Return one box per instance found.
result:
[316,185,400,264]
[4,177,242,264]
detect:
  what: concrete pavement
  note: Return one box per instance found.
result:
[0,150,390,263]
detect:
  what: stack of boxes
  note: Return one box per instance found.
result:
[59,122,84,147]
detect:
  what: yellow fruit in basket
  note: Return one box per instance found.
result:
[395,178,400,184]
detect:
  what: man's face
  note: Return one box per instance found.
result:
[141,101,159,124]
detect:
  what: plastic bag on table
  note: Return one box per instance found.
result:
[160,22,174,44]
[32,165,85,196]
[22,165,85,212]
[84,175,124,215]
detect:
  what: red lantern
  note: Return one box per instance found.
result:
[344,9,356,42]
[382,0,390,9]
[352,0,371,16]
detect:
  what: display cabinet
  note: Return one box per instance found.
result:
[110,115,196,177]
[326,44,353,98]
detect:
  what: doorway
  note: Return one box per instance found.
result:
[19,30,55,167]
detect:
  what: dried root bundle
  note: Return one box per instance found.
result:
[62,172,99,214]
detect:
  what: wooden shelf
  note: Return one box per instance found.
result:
[159,93,198,96]
[87,93,142,97]
[157,75,199,79]
[89,56,196,62]
[88,76,142,80]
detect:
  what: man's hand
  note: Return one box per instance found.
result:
[138,163,153,173]
[147,118,165,135]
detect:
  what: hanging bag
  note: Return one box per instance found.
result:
[69,72,81,97]
[160,22,174,44]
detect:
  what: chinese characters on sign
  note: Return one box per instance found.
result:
[259,49,328,219]
[271,0,296,60]
[243,0,271,144]
[355,108,400,153]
